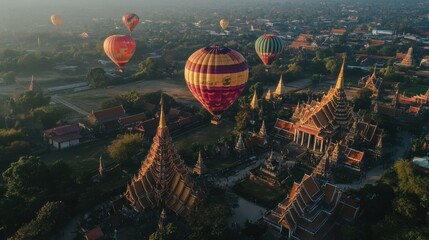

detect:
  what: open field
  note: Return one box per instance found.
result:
[62,78,195,111]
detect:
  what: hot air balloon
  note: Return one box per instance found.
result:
[122,13,140,32]
[219,19,229,30]
[103,35,136,71]
[255,34,284,66]
[184,45,249,125]
[50,14,63,30]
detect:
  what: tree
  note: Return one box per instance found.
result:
[10,91,50,113]
[233,109,250,135]
[85,68,107,87]
[186,203,231,240]
[2,156,50,199]
[149,223,177,240]
[324,57,339,75]
[10,201,69,240]
[108,133,143,163]
[117,90,145,114]
[353,88,372,111]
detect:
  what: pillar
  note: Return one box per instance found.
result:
[301,132,305,145]
[320,138,323,152]
[313,137,317,151]
[307,134,311,148]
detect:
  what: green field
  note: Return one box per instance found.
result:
[402,83,429,96]
[40,138,115,174]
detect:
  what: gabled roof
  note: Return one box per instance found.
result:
[90,105,127,123]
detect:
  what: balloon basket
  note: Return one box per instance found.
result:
[211,115,222,125]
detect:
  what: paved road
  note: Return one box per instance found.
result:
[51,95,89,116]
[337,131,411,190]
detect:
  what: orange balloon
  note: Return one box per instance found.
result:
[50,14,63,29]
[103,35,136,68]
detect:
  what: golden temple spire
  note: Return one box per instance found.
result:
[250,89,259,110]
[335,55,346,89]
[274,74,284,95]
[265,88,271,101]
[159,93,166,128]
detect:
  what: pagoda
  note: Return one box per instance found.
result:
[235,134,247,159]
[28,75,42,93]
[265,89,272,101]
[250,89,259,110]
[124,99,204,216]
[400,47,414,66]
[282,56,354,152]
[193,151,207,176]
[273,74,284,98]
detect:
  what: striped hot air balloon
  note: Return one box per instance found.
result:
[50,14,63,30]
[255,34,284,66]
[219,19,229,30]
[184,45,249,124]
[103,35,136,70]
[122,13,140,32]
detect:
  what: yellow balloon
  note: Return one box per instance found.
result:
[219,19,229,30]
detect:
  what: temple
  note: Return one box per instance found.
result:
[249,150,289,187]
[359,66,382,99]
[264,173,359,239]
[275,57,384,170]
[124,100,204,216]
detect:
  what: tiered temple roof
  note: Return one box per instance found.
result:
[264,174,359,240]
[124,101,203,216]
[291,57,353,136]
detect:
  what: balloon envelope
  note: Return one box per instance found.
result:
[50,14,63,29]
[255,34,284,66]
[103,35,136,67]
[184,45,249,116]
[219,19,229,30]
[122,13,140,32]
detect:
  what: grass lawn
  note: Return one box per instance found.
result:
[173,120,234,144]
[233,179,290,209]
[40,138,115,174]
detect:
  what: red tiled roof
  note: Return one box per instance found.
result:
[331,28,347,35]
[90,105,127,123]
[396,52,407,60]
[44,124,80,137]
[275,119,295,133]
[301,174,320,198]
[84,227,103,240]
[119,112,146,125]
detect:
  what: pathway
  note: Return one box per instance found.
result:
[337,131,411,190]
[51,94,89,115]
